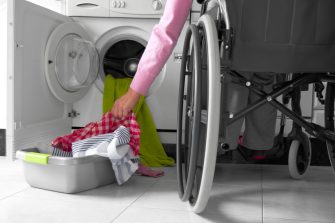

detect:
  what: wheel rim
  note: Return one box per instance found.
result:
[178,14,221,213]
[189,14,221,213]
[177,24,202,201]
[189,27,209,205]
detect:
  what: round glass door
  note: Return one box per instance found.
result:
[55,34,99,92]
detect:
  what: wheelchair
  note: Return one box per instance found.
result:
[176,0,335,213]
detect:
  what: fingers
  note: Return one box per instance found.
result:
[111,101,120,119]
[111,100,130,119]
[112,103,123,119]
[118,107,127,119]
[111,90,139,119]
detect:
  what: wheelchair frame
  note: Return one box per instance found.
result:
[177,0,335,214]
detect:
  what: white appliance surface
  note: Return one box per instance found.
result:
[26,0,63,13]
[192,0,202,12]
[67,0,188,143]
[67,0,167,18]
[0,0,7,129]
[7,0,78,159]
[71,16,187,135]
[7,0,189,158]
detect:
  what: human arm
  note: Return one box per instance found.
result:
[111,0,193,118]
[130,0,193,95]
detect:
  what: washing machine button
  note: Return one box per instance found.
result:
[116,1,121,8]
[120,1,125,8]
[112,1,117,7]
[152,0,162,10]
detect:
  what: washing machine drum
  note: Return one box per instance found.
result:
[103,40,145,78]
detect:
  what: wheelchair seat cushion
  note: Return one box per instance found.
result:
[226,0,335,73]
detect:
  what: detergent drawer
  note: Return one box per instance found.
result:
[16,148,116,193]
[66,0,109,17]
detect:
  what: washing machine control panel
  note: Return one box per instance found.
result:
[111,1,126,8]
[110,0,164,11]
[67,0,166,17]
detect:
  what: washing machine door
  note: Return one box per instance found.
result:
[45,22,99,103]
[7,0,97,158]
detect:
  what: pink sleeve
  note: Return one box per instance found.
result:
[130,0,193,95]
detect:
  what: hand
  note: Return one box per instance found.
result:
[111,88,141,119]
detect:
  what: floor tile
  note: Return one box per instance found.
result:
[0,157,11,168]
[213,164,262,186]
[130,180,190,211]
[130,179,263,218]
[112,206,262,223]
[10,175,157,207]
[0,182,30,200]
[205,183,262,217]
[0,195,127,223]
[264,218,330,223]
[263,187,335,222]
[0,158,21,172]
[156,166,177,182]
[0,159,30,199]
[262,164,335,191]
[2,157,335,223]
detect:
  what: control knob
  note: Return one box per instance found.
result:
[152,0,162,10]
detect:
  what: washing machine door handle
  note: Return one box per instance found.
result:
[45,22,99,104]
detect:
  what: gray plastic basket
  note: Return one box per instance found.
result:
[16,148,116,193]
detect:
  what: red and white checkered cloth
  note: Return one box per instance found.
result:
[51,111,140,155]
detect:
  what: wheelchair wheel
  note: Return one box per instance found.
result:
[324,82,335,175]
[177,14,221,214]
[177,24,202,201]
[288,133,311,179]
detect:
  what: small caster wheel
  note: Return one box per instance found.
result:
[288,134,311,179]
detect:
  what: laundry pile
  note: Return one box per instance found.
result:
[51,111,141,185]
[52,111,140,155]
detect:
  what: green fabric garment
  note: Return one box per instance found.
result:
[103,75,175,167]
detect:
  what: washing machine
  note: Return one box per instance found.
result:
[6,0,189,159]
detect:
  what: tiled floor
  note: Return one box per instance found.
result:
[1,157,335,223]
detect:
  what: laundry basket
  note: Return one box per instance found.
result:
[16,148,116,193]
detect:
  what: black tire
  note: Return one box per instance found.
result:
[288,133,311,179]
[324,82,335,175]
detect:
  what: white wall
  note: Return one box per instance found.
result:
[0,0,7,129]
